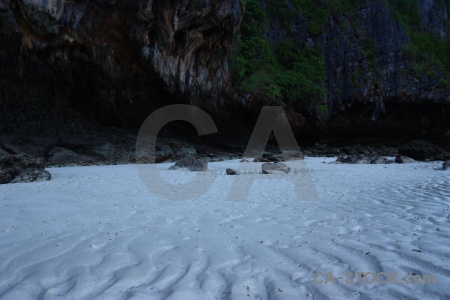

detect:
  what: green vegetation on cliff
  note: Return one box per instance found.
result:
[385,0,450,85]
[266,0,357,36]
[234,0,361,111]
[234,0,326,111]
[233,0,450,110]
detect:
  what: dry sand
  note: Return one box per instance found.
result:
[0,158,449,299]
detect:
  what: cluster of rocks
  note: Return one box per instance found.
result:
[166,154,293,176]
[332,154,424,165]
[251,151,305,163]
[302,144,398,158]
[394,155,416,164]
[328,140,450,165]
[169,157,208,172]
[225,162,291,176]
[261,162,291,174]
[3,111,450,184]
[0,153,51,184]
[0,110,225,183]
[398,140,450,161]
[333,155,393,164]
[0,105,236,185]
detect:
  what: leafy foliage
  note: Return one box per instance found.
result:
[265,0,358,36]
[233,0,450,112]
[240,0,268,36]
[234,0,326,110]
[385,0,450,84]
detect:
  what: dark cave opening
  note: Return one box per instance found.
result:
[326,99,450,145]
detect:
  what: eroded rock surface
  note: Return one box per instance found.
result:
[226,168,239,175]
[443,160,450,170]
[1,0,449,154]
[169,157,208,171]
[0,153,51,184]
[262,162,290,174]
[334,154,392,164]
[394,154,416,164]
[1,0,242,125]
[398,140,444,161]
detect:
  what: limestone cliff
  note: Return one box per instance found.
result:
[235,0,450,141]
[322,0,450,113]
[0,0,242,125]
[1,0,449,143]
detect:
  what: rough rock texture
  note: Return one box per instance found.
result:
[155,144,174,162]
[226,168,239,175]
[443,160,450,170]
[261,153,283,162]
[339,145,377,156]
[150,0,242,107]
[253,157,271,162]
[394,154,416,164]
[0,148,10,157]
[256,0,450,142]
[261,162,290,174]
[0,0,242,126]
[334,154,392,164]
[398,140,445,161]
[0,153,51,184]
[169,156,208,171]
[335,154,372,164]
[370,156,392,164]
[321,0,450,140]
[176,146,197,158]
[1,0,450,148]
[323,0,448,112]
[46,147,92,166]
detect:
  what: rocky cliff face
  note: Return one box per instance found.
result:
[323,0,450,113]
[235,0,450,142]
[322,0,450,141]
[1,0,449,144]
[0,0,242,125]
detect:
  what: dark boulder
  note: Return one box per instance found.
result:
[0,153,51,184]
[169,157,207,171]
[340,145,372,156]
[156,145,174,162]
[175,146,197,158]
[443,161,450,170]
[398,140,442,161]
[335,154,371,164]
[226,168,240,175]
[394,154,416,164]
[305,144,338,157]
[334,154,391,164]
[262,153,283,162]
[254,157,271,163]
[281,150,306,160]
[0,0,242,126]
[0,148,10,158]
[47,147,92,166]
[262,162,291,174]
[370,156,392,164]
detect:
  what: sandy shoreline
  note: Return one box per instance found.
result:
[0,158,449,299]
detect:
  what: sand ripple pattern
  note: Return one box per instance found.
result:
[0,159,449,299]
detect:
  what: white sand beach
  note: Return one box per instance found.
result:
[0,158,449,299]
